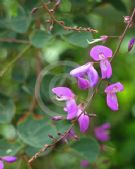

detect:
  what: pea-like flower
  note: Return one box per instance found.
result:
[77,104,90,133]
[0,156,17,169]
[90,45,112,79]
[105,82,124,111]
[52,87,78,120]
[70,62,98,90]
[95,123,111,142]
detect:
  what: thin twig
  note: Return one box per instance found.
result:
[41,2,98,33]
[28,124,73,164]
[111,8,135,61]
[28,50,42,113]
[0,38,30,44]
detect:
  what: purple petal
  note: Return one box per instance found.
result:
[106,93,118,111]
[65,99,78,120]
[77,109,90,133]
[90,45,113,61]
[0,160,4,169]
[52,87,74,100]
[128,38,135,52]
[77,77,90,90]
[101,122,111,130]
[105,82,124,93]
[87,65,98,87]
[1,156,17,163]
[100,59,112,79]
[95,123,110,142]
[80,160,89,168]
[70,63,90,78]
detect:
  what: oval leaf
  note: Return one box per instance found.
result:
[71,137,100,162]
[0,93,15,124]
[30,30,52,48]
[17,116,57,148]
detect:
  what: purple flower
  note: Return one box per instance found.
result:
[70,62,98,89]
[52,87,78,120]
[105,82,124,111]
[80,160,89,168]
[90,45,113,79]
[95,123,111,142]
[77,105,90,133]
[0,156,17,169]
[128,38,135,52]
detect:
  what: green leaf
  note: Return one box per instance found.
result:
[17,116,57,148]
[60,0,72,12]
[0,139,22,156]
[71,137,100,162]
[1,124,17,140]
[102,0,127,13]
[9,15,31,33]
[30,30,53,48]
[12,59,29,82]
[0,93,15,124]
[63,32,92,48]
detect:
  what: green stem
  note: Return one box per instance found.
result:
[0,44,31,77]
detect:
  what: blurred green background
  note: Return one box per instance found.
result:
[0,0,135,169]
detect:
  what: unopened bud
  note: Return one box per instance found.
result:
[100,35,109,41]
[128,38,135,52]
[124,16,131,24]
[31,7,38,14]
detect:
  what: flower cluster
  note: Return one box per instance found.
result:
[52,87,90,132]
[52,45,124,134]
[0,156,17,169]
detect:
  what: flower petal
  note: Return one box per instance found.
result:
[106,93,118,111]
[87,65,98,87]
[1,156,17,163]
[100,59,112,79]
[95,123,110,142]
[80,160,89,168]
[105,82,124,93]
[90,45,113,61]
[77,77,90,90]
[70,63,91,78]
[0,160,4,169]
[77,108,90,133]
[52,87,74,100]
[78,113,90,133]
[65,99,78,120]
[101,122,111,130]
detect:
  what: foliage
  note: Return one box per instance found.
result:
[0,0,135,169]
